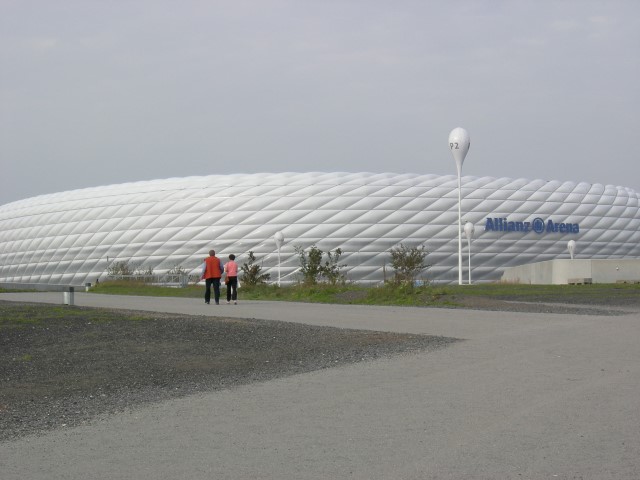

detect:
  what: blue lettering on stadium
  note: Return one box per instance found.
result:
[484,217,579,234]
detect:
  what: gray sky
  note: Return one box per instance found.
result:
[1,0,639,205]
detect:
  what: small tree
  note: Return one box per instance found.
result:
[240,252,271,286]
[107,260,135,276]
[389,244,430,285]
[296,245,347,285]
[320,248,346,285]
[295,245,324,285]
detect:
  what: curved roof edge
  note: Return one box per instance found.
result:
[1,171,636,210]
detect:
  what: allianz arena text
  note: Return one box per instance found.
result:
[1,172,640,286]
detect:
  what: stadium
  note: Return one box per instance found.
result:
[1,172,640,286]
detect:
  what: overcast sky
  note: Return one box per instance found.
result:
[1,0,639,205]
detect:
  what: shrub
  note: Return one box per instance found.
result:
[321,248,346,285]
[295,245,324,285]
[295,245,347,285]
[135,265,155,275]
[167,265,187,275]
[389,244,430,285]
[107,260,136,276]
[240,251,271,286]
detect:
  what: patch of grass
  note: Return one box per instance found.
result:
[83,280,640,308]
[215,282,459,307]
[91,280,203,298]
[453,282,640,304]
[239,283,289,300]
[0,302,152,331]
[357,283,453,307]
[86,281,443,307]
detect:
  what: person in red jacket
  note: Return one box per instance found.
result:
[201,249,224,305]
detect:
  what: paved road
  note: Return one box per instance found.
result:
[1,292,639,479]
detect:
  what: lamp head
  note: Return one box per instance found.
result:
[464,221,475,240]
[448,127,470,176]
[274,231,285,249]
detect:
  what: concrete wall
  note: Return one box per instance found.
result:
[500,259,640,284]
[590,259,640,284]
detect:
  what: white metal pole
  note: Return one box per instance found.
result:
[449,127,470,286]
[458,173,462,285]
[467,235,471,285]
[464,221,474,285]
[277,248,281,286]
[274,231,284,287]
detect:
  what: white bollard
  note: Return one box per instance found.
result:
[63,287,75,305]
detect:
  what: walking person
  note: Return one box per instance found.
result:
[201,250,224,305]
[225,254,239,305]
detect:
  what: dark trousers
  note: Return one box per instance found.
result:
[226,276,238,301]
[205,278,221,304]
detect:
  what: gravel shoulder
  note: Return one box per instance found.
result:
[450,295,638,315]
[0,302,456,441]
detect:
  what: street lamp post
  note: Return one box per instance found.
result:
[464,222,475,285]
[274,231,285,286]
[464,221,475,285]
[449,127,470,285]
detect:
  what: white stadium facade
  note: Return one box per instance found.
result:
[1,171,640,286]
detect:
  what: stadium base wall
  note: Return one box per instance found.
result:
[501,259,640,284]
